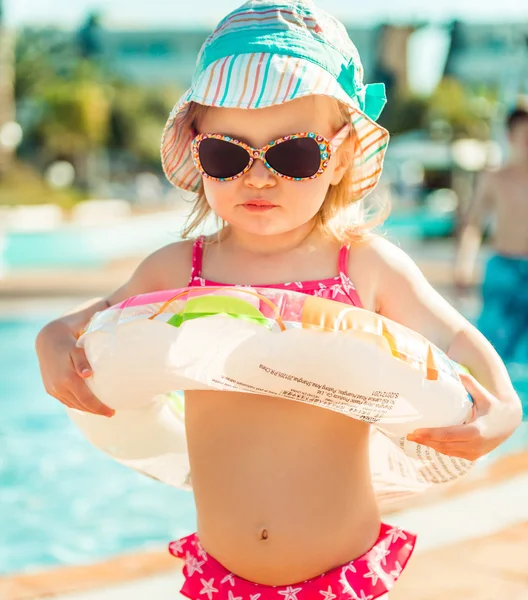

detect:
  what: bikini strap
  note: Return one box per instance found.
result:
[337,245,364,308]
[190,236,205,280]
[338,245,349,277]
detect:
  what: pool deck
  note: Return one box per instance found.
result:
[2,449,528,600]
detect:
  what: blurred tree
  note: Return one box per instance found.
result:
[109,84,180,169]
[378,93,429,135]
[14,29,74,101]
[378,75,498,141]
[30,61,111,191]
[427,77,497,139]
[10,25,183,198]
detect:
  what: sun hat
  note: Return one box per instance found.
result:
[161,0,389,200]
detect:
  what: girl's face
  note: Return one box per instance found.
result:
[196,96,350,238]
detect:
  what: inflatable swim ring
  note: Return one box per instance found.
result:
[67,286,475,506]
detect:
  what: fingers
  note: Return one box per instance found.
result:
[56,392,77,410]
[406,433,479,460]
[68,377,115,418]
[407,421,484,461]
[70,346,93,379]
[44,357,115,418]
[413,440,476,461]
[50,378,114,417]
[408,421,481,444]
[37,324,114,418]
[68,353,115,417]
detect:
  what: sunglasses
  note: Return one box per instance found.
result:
[191,124,351,183]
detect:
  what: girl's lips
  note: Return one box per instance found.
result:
[241,200,277,211]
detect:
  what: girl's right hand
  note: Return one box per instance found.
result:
[35,320,115,418]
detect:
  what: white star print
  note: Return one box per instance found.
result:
[363,561,384,586]
[221,573,235,586]
[227,591,242,600]
[372,542,391,566]
[250,594,262,600]
[339,572,356,596]
[278,585,303,600]
[386,527,407,544]
[168,540,183,554]
[342,563,357,574]
[330,285,345,299]
[185,552,205,576]
[390,561,403,578]
[354,591,374,600]
[199,578,218,600]
[195,540,209,561]
[340,561,359,596]
[319,585,336,600]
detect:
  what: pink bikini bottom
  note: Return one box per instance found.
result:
[169,522,416,600]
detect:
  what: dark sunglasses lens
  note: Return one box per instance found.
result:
[265,137,321,178]
[198,138,250,179]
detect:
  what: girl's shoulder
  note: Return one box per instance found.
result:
[348,234,466,349]
[346,235,421,313]
[348,234,417,274]
[135,239,196,291]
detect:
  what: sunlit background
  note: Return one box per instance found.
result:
[0,0,527,597]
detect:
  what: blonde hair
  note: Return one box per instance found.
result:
[180,100,390,243]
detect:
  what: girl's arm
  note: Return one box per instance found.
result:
[362,237,523,460]
[36,241,193,416]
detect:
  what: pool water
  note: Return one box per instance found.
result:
[0,315,196,576]
[1,313,527,576]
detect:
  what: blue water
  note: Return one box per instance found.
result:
[1,313,527,576]
[0,315,196,576]
[1,213,185,270]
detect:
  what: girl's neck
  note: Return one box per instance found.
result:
[221,221,322,257]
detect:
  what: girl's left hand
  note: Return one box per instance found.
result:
[406,373,523,461]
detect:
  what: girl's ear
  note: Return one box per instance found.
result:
[329,137,354,186]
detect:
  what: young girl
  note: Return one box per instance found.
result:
[36,1,522,598]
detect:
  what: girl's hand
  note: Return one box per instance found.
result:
[35,320,115,418]
[406,373,523,461]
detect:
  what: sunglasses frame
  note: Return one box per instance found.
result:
[190,123,351,183]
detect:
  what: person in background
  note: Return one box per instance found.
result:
[455,105,528,363]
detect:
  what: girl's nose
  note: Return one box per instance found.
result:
[243,157,277,188]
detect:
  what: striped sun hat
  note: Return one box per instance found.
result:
[161,0,389,200]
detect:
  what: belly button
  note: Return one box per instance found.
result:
[260,528,269,541]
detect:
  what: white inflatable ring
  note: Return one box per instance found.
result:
[68,286,475,505]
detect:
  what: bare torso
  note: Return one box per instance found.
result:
[487,167,528,256]
[185,391,379,585]
[155,233,381,584]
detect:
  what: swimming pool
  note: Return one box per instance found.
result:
[1,312,527,576]
[0,314,196,576]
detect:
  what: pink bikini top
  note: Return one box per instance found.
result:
[188,236,363,308]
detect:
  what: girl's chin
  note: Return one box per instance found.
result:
[213,208,316,238]
[232,218,305,237]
